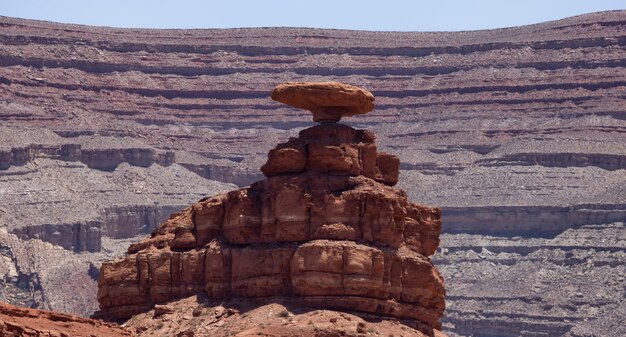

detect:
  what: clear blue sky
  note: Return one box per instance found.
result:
[1,0,624,31]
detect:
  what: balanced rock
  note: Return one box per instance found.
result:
[271,81,375,122]
[96,82,445,336]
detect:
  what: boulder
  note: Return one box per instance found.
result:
[271,82,375,122]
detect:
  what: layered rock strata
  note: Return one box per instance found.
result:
[96,83,445,335]
[0,12,624,336]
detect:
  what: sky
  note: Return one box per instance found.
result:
[0,0,624,32]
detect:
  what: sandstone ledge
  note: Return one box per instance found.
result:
[123,295,448,337]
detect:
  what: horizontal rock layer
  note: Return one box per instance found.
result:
[9,204,188,252]
[131,174,441,255]
[98,240,444,327]
[434,222,626,337]
[443,204,626,236]
[0,141,174,171]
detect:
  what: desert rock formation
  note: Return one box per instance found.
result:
[96,83,446,336]
[0,11,625,337]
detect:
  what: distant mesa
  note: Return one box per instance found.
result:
[271,81,375,122]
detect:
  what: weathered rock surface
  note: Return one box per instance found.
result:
[123,295,444,337]
[436,222,626,337]
[0,300,132,337]
[0,226,153,318]
[96,107,445,335]
[261,123,400,185]
[0,156,234,253]
[1,10,625,337]
[271,82,375,122]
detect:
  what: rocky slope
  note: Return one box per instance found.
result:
[123,295,446,337]
[0,300,131,337]
[0,10,625,337]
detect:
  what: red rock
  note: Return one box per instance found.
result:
[153,304,174,317]
[192,195,226,245]
[260,144,307,176]
[261,123,401,186]
[96,82,445,336]
[171,227,196,249]
[376,152,401,186]
[271,82,375,122]
[0,301,132,337]
[97,176,444,332]
[122,296,446,337]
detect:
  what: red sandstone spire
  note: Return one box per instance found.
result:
[95,82,446,336]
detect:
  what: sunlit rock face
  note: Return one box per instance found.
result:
[96,82,446,336]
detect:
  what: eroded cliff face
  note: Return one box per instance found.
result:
[96,92,446,335]
[0,127,222,254]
